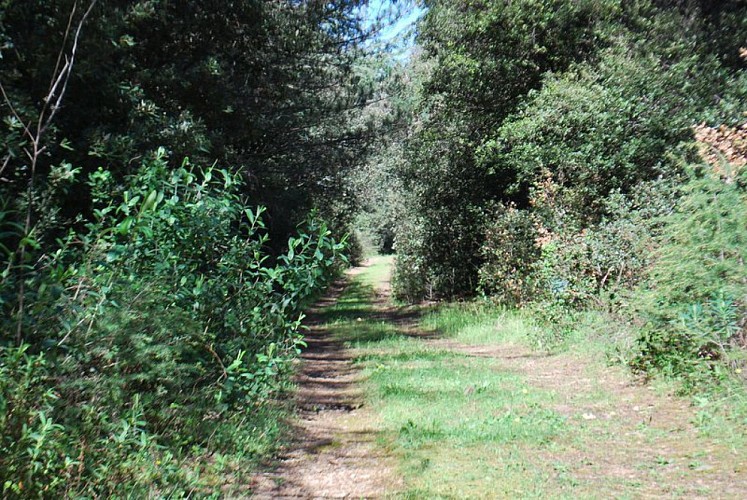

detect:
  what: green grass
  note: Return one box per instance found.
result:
[420,302,534,346]
[318,260,747,498]
[314,280,376,324]
[360,254,393,287]
[358,339,567,497]
[320,266,569,498]
[421,301,645,372]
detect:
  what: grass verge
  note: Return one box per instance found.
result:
[325,265,568,498]
[329,260,747,498]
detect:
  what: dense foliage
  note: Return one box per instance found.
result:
[633,163,747,386]
[3,0,747,492]
[0,0,375,247]
[0,153,347,495]
[0,0,378,494]
[373,0,747,383]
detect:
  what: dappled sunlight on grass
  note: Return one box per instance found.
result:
[398,443,552,499]
[421,302,534,346]
[359,255,393,287]
[317,263,567,497]
[336,320,406,346]
[357,341,566,497]
[314,259,747,499]
[313,280,374,324]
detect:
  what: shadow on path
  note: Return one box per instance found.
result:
[250,259,407,498]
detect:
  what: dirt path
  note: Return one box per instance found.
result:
[425,338,747,498]
[252,257,746,498]
[250,265,404,498]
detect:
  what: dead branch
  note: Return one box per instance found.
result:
[0,0,99,344]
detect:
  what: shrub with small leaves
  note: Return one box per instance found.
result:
[0,151,348,496]
[632,165,747,387]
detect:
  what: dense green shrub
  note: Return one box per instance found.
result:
[468,8,738,333]
[391,0,617,300]
[479,44,719,220]
[0,152,347,496]
[390,0,747,300]
[395,121,490,300]
[475,159,678,349]
[354,147,406,256]
[535,181,675,299]
[478,204,539,306]
[391,200,429,302]
[0,0,371,258]
[632,165,747,385]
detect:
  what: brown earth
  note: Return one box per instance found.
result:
[249,266,404,499]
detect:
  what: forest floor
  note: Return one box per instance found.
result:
[251,256,747,498]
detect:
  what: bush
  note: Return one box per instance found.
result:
[0,151,347,496]
[391,209,430,302]
[478,204,540,306]
[479,43,718,220]
[632,164,747,386]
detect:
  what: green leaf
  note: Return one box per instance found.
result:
[139,190,159,216]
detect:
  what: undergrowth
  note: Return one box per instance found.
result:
[0,151,347,496]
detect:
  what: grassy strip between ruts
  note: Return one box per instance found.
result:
[324,259,566,498]
[324,257,747,499]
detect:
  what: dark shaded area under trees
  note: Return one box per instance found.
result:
[1,0,377,245]
[0,0,392,495]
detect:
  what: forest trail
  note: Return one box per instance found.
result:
[252,257,746,498]
[249,262,406,498]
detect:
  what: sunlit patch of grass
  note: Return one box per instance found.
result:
[423,301,641,371]
[370,352,564,445]
[321,265,568,497]
[421,302,534,346]
[359,254,393,288]
[323,261,747,498]
[398,444,552,499]
[690,384,747,452]
[359,341,567,497]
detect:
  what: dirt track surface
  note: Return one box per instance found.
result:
[427,339,747,498]
[250,265,403,498]
[250,259,747,498]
